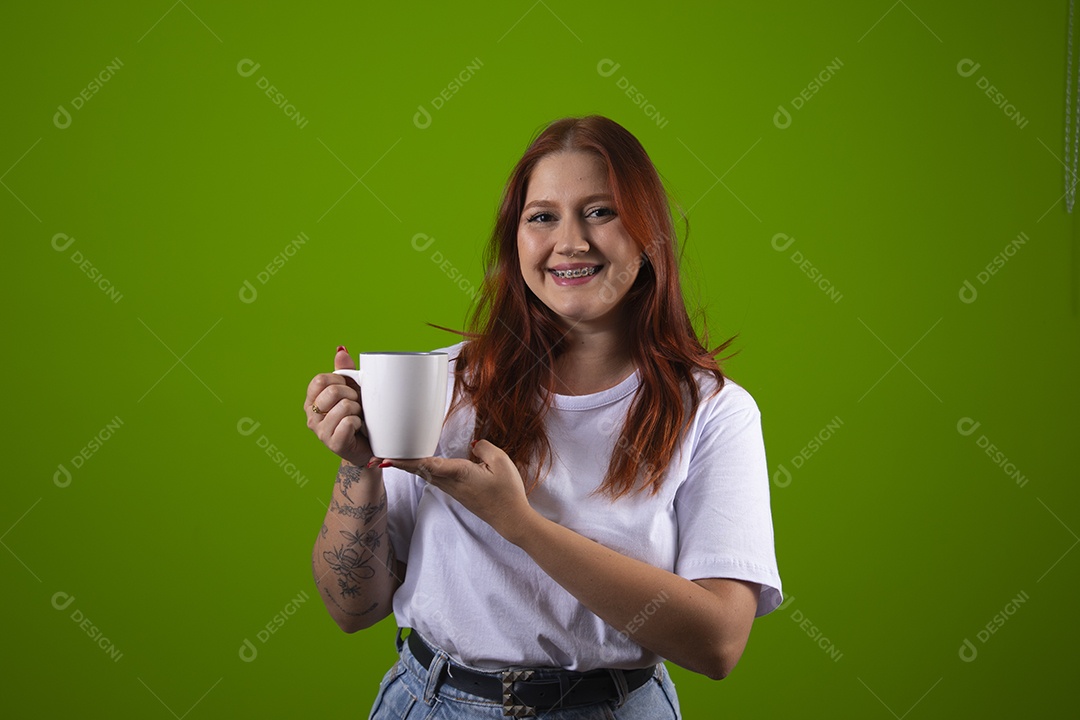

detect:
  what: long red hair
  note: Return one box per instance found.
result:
[444,115,732,499]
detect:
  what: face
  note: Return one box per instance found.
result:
[517,151,643,331]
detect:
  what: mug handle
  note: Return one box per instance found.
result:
[333,368,363,385]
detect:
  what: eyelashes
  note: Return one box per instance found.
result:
[525,207,616,224]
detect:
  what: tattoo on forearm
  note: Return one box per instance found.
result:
[318,484,397,607]
[323,587,379,617]
[335,463,364,502]
[340,528,382,551]
[323,544,376,583]
[329,493,386,524]
[338,577,360,597]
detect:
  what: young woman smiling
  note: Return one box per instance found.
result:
[305,115,782,719]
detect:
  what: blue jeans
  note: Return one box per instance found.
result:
[367,632,682,719]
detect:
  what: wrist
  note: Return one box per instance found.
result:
[501,506,546,548]
[336,457,381,488]
[341,456,374,471]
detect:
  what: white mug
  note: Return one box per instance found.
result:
[334,352,449,459]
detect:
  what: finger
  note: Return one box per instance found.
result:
[306,371,351,405]
[334,345,355,371]
[311,383,359,417]
[305,346,356,405]
[469,438,506,466]
[328,414,365,452]
[306,389,330,422]
[323,398,363,431]
[381,457,427,475]
[389,456,473,482]
[306,383,342,425]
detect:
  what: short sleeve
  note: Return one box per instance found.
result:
[673,383,783,616]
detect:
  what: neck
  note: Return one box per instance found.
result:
[549,323,636,396]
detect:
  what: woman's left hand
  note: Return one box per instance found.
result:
[384,440,534,542]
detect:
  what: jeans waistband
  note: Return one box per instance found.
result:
[397,628,656,717]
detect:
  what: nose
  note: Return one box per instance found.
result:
[555,216,590,257]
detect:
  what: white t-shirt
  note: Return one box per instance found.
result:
[385,341,782,671]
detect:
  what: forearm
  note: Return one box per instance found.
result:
[507,512,755,679]
[312,460,402,632]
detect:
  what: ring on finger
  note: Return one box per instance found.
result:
[311,401,324,415]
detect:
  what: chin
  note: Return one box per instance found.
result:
[555,302,617,325]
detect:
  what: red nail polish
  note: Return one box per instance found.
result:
[365,458,377,469]
[470,439,478,447]
[378,461,393,468]
[337,345,348,353]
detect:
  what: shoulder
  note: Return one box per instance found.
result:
[690,369,761,421]
[429,339,469,368]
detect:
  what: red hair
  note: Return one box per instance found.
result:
[443,115,732,499]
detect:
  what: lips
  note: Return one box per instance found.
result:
[546,263,603,286]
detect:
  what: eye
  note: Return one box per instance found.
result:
[526,212,555,224]
[587,207,616,219]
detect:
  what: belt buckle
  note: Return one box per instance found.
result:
[501,669,536,718]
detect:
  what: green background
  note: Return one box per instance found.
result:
[4,1,1078,717]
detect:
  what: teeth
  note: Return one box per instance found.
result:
[552,266,599,279]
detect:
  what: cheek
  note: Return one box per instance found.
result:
[515,234,528,270]
[516,237,543,287]
[517,232,547,268]
[612,253,642,286]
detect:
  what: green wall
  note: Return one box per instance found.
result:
[5,1,1078,717]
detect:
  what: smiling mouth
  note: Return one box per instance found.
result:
[550,266,601,279]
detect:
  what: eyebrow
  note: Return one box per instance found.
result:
[522,193,614,212]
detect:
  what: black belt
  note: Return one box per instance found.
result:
[406,630,655,718]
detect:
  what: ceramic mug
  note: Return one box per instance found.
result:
[333,352,448,459]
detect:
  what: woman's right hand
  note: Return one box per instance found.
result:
[305,347,380,468]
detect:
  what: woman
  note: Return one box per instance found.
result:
[305,115,782,719]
